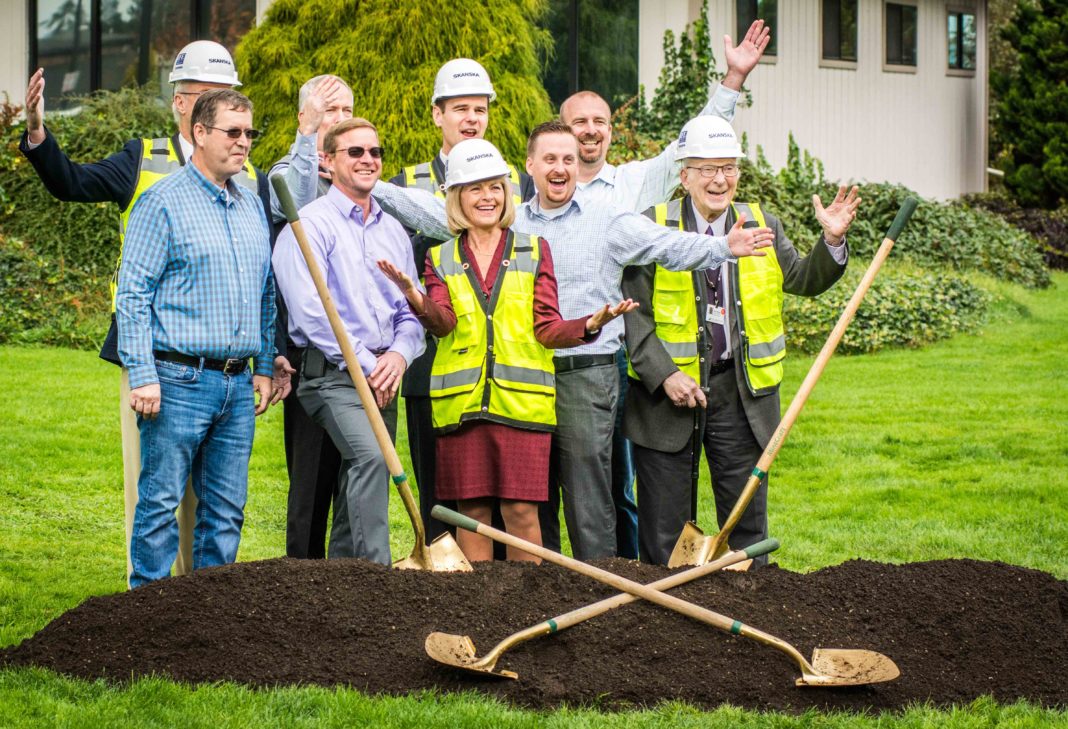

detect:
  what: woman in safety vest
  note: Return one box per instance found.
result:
[378,139,634,561]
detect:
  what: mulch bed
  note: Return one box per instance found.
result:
[2,557,1066,713]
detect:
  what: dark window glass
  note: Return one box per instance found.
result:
[100,0,142,92]
[822,0,858,62]
[200,0,256,52]
[35,0,93,110]
[886,2,918,66]
[736,0,778,57]
[145,1,193,91]
[947,11,976,70]
[543,0,639,109]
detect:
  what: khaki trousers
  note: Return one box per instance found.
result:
[120,368,196,585]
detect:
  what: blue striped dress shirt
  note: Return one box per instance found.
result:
[116,161,276,388]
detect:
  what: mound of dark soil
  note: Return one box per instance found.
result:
[3,557,1066,712]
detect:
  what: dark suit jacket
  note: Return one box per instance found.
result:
[622,197,847,453]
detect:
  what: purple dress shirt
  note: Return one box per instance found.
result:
[272,185,425,375]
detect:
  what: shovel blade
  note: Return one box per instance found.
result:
[667,522,733,568]
[425,632,518,680]
[393,533,473,572]
[796,648,901,686]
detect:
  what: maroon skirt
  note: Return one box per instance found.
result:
[435,421,550,502]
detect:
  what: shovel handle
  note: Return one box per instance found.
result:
[272,176,427,549]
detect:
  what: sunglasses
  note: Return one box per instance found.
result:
[334,145,384,159]
[205,126,261,140]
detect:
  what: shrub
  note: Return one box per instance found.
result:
[235,0,554,176]
[965,192,1068,271]
[784,266,989,355]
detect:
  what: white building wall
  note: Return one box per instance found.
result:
[1,3,29,109]
[639,0,988,199]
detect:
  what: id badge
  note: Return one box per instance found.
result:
[706,304,726,325]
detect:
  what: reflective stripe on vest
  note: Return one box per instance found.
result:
[637,199,786,395]
[428,231,556,433]
[402,160,524,204]
[110,137,259,311]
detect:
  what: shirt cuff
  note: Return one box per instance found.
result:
[24,137,42,151]
[253,356,275,378]
[127,363,158,389]
[825,235,849,264]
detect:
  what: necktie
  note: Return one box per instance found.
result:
[704,225,728,363]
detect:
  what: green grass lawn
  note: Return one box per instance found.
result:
[0,274,1066,727]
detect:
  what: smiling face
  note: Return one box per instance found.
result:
[681,157,741,221]
[192,105,253,185]
[526,132,579,209]
[560,92,612,168]
[432,96,490,154]
[459,179,507,232]
[328,126,382,200]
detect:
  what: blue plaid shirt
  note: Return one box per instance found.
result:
[117,162,276,388]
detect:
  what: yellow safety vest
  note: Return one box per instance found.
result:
[428,231,556,432]
[402,160,523,204]
[635,198,786,396]
[111,136,258,311]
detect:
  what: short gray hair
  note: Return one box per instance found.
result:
[299,74,353,110]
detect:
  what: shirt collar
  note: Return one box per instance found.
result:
[327,184,381,225]
[178,134,193,163]
[690,198,729,237]
[185,160,240,206]
[527,192,581,220]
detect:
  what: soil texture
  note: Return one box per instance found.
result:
[3,557,1066,713]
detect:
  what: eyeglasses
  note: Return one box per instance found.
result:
[686,164,739,179]
[175,90,205,97]
[205,126,261,140]
[334,146,384,159]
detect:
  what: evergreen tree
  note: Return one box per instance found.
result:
[992,0,1068,208]
[235,0,554,174]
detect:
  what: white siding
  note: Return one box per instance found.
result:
[0,3,29,110]
[638,0,988,199]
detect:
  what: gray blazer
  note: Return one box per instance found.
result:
[622,197,848,453]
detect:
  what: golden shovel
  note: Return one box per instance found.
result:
[425,537,779,679]
[434,505,899,686]
[669,198,919,568]
[273,177,471,572]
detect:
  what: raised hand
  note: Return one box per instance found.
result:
[25,68,46,144]
[586,299,639,334]
[813,185,861,245]
[376,259,424,313]
[298,75,345,136]
[723,20,771,89]
[726,213,774,258]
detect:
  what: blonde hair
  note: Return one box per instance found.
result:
[444,176,516,235]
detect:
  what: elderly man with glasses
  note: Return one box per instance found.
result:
[116,89,277,588]
[273,118,425,563]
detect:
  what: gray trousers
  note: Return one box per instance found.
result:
[633,367,768,566]
[297,367,396,565]
[547,363,619,561]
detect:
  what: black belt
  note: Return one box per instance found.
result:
[553,352,617,373]
[708,358,733,376]
[154,350,249,376]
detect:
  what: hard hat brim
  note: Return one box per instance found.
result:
[432,88,497,104]
[168,72,242,86]
[445,167,512,190]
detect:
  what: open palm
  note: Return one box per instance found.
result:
[724,20,771,77]
[813,185,861,242]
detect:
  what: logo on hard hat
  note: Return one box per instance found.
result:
[208,58,232,66]
[707,132,734,139]
[175,52,186,67]
[679,130,688,145]
[453,71,482,79]
[466,152,494,163]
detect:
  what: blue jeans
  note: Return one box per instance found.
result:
[129,360,255,588]
[613,347,639,559]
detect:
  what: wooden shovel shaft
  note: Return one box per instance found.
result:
[272,177,427,549]
[433,506,812,671]
[717,199,918,543]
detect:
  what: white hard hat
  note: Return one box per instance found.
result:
[675,116,742,161]
[169,40,241,86]
[445,139,510,189]
[432,58,496,103]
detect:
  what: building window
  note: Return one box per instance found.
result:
[30,0,256,110]
[947,10,977,71]
[822,0,858,63]
[737,0,778,57]
[543,0,640,108]
[885,2,918,68]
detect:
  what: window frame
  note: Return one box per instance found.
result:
[946,6,977,77]
[883,0,919,74]
[735,0,778,64]
[820,0,859,70]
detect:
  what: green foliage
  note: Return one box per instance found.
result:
[991,0,1068,208]
[784,266,989,354]
[966,191,1068,271]
[236,0,554,176]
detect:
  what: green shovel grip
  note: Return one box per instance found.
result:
[270,175,300,223]
[743,538,780,559]
[885,197,919,242]
[432,505,482,534]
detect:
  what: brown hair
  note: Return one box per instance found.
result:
[323,117,378,155]
[526,119,577,157]
[191,89,253,131]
